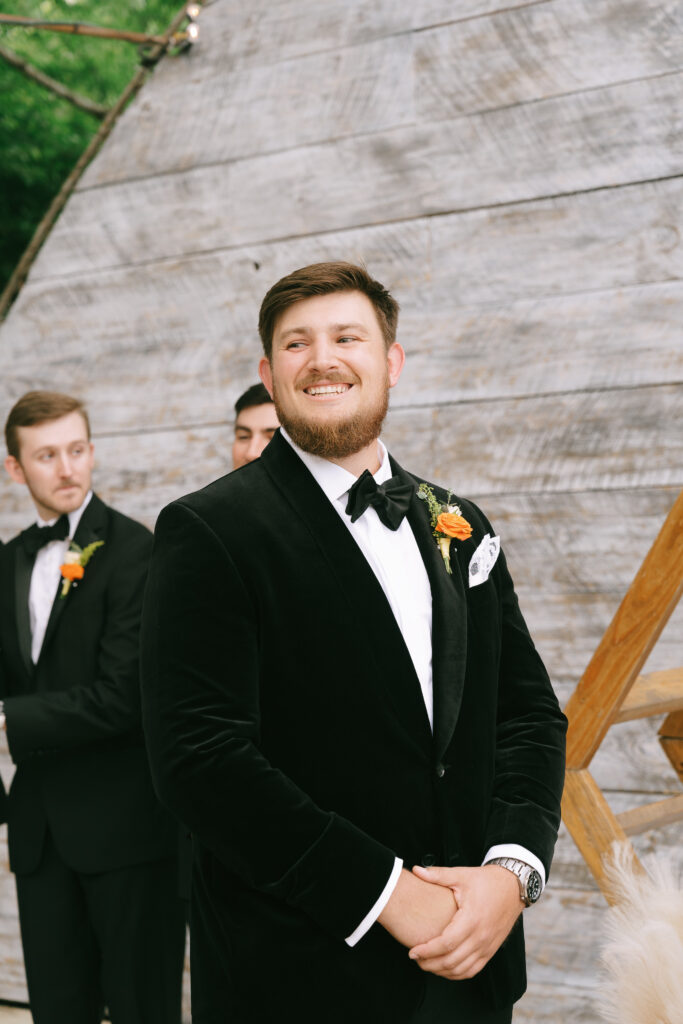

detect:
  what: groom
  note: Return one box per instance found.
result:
[141,262,567,1023]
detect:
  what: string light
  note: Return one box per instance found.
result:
[170,1,203,49]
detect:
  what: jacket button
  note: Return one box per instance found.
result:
[435,763,446,779]
[421,853,436,867]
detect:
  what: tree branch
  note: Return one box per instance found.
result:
[0,2,193,321]
[0,44,109,119]
[0,15,166,46]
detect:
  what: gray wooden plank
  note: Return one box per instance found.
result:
[8,232,683,434]
[3,456,681,694]
[26,172,683,312]
[0,387,679,545]
[516,595,682,695]
[479,488,683,687]
[384,385,683,495]
[477,489,681,599]
[424,176,683,306]
[522,884,605,977]
[5,269,683,429]
[110,0,537,79]
[80,0,683,187]
[81,33,417,187]
[36,72,683,277]
[416,0,683,123]
[399,282,683,404]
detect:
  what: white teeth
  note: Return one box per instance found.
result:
[307,384,349,395]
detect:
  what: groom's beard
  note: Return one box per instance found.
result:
[272,377,390,460]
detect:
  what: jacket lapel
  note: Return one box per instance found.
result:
[14,543,34,677]
[38,494,107,663]
[392,460,468,763]
[260,434,432,747]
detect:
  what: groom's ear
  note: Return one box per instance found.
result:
[259,357,274,398]
[387,342,406,388]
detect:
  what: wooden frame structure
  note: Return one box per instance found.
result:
[562,489,683,899]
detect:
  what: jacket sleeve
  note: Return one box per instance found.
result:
[472,506,568,877]
[4,526,151,762]
[140,501,397,942]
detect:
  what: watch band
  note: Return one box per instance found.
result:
[487,856,543,906]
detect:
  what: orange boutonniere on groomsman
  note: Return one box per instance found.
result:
[418,484,472,574]
[59,540,105,598]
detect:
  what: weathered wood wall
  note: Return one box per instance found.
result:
[1,0,682,1017]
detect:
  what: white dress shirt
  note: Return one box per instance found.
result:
[280,433,545,945]
[29,491,93,663]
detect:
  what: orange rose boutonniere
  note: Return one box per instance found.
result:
[59,540,104,598]
[418,484,472,575]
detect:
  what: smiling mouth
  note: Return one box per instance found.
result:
[303,384,352,397]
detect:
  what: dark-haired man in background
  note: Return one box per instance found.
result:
[0,390,185,1024]
[142,263,567,1024]
[231,382,280,469]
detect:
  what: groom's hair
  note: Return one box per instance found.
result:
[5,390,91,460]
[258,261,399,360]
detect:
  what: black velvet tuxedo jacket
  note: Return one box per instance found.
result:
[141,432,567,1023]
[0,494,177,875]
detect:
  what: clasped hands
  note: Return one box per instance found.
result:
[378,863,523,981]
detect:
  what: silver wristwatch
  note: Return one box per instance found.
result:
[488,857,543,906]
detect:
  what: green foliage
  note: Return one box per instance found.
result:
[417,483,442,532]
[78,539,105,566]
[0,0,180,291]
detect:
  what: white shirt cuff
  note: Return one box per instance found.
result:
[482,844,546,889]
[345,857,403,947]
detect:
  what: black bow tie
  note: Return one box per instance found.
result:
[345,470,414,531]
[22,514,70,557]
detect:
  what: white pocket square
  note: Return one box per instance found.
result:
[468,533,500,588]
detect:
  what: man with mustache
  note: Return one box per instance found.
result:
[141,262,567,1024]
[0,390,185,1024]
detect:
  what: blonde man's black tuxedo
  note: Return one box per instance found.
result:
[141,432,567,1023]
[0,494,185,1024]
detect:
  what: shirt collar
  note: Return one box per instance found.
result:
[35,490,93,538]
[280,429,391,504]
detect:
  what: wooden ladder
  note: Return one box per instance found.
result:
[561,489,683,900]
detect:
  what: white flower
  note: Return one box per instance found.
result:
[63,549,81,564]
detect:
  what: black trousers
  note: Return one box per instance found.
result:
[15,830,186,1024]
[409,974,514,1024]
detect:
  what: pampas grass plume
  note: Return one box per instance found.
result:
[599,842,683,1024]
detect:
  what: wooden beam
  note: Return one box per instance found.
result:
[617,794,683,836]
[613,668,683,723]
[564,489,683,769]
[659,710,683,785]
[561,768,636,901]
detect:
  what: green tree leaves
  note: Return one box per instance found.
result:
[0,0,179,292]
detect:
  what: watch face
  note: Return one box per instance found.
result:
[526,870,542,904]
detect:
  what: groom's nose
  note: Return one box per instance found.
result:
[306,335,340,372]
